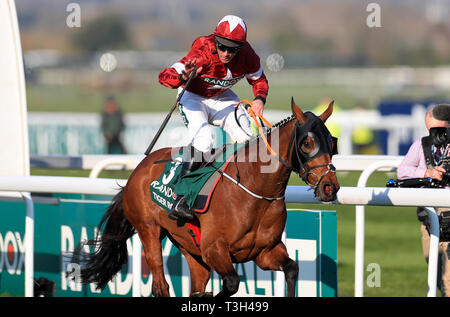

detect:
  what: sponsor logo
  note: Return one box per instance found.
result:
[204,75,244,89]
[0,231,25,275]
[150,159,181,210]
[150,180,176,210]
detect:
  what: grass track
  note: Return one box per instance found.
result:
[26,81,365,114]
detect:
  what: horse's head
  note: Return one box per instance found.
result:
[289,97,340,201]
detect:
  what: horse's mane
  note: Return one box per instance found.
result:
[244,114,296,146]
[271,115,296,129]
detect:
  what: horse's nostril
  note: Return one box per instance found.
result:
[324,183,333,196]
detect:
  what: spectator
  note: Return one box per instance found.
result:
[101,96,127,154]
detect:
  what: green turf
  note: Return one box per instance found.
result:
[26,67,450,114]
[26,81,368,114]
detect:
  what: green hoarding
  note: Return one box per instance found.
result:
[0,194,336,297]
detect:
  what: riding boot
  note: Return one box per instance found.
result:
[168,147,203,220]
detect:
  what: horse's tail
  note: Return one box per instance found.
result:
[71,187,135,290]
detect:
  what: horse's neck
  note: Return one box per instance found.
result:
[238,120,295,197]
[269,119,296,166]
[266,120,296,191]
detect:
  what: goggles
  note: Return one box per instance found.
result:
[215,41,241,54]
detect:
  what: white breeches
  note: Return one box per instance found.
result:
[177,89,253,153]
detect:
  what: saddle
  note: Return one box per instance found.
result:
[150,144,240,214]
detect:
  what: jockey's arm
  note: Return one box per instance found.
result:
[158,57,204,89]
[244,46,268,116]
[158,66,183,89]
[248,72,268,116]
[159,41,207,89]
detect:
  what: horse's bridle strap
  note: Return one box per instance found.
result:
[284,120,337,191]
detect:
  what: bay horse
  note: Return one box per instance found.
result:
[73,98,340,297]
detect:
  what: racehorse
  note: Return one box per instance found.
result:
[73,98,340,297]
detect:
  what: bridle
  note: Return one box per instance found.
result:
[281,117,337,192]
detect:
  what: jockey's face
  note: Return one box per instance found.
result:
[216,43,240,64]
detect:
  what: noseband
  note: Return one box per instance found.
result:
[276,113,337,191]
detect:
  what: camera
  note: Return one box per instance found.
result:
[429,127,450,147]
[429,127,450,185]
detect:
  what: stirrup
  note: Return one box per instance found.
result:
[170,196,194,220]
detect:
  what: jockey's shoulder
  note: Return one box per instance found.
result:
[191,35,215,49]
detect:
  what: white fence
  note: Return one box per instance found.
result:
[2,154,449,297]
[28,105,431,156]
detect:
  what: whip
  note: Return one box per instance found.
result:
[144,66,198,155]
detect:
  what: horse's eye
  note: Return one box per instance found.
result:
[302,138,314,151]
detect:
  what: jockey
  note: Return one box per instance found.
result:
[158,15,269,220]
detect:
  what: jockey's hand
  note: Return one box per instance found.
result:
[181,58,203,81]
[251,99,264,117]
[425,165,446,181]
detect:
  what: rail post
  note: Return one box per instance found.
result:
[22,192,34,297]
[424,207,439,297]
[354,160,401,297]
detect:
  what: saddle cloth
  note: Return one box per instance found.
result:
[149,144,241,214]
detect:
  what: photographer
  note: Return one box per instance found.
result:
[397,104,450,296]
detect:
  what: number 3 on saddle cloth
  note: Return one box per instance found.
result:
[149,144,242,251]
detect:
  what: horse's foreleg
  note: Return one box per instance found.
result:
[255,242,298,297]
[137,221,170,297]
[283,258,299,297]
[202,239,240,297]
[178,247,211,296]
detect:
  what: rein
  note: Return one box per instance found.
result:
[235,100,276,156]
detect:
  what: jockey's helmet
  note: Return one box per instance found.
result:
[214,15,247,48]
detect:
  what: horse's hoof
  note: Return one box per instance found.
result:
[191,292,213,297]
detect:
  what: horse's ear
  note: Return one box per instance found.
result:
[291,97,307,123]
[319,100,334,123]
